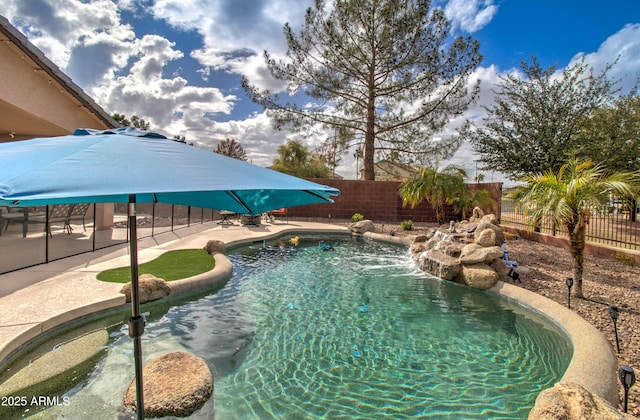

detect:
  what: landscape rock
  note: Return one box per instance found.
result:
[479,213,500,226]
[349,219,376,235]
[489,257,511,277]
[459,243,504,265]
[528,382,634,420]
[123,351,213,418]
[416,250,461,281]
[410,241,429,254]
[436,241,465,258]
[461,263,499,289]
[475,228,497,247]
[413,233,433,243]
[469,207,485,222]
[203,240,226,255]
[474,221,505,246]
[120,274,171,303]
[457,221,479,233]
[409,213,516,291]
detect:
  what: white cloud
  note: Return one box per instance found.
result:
[570,23,640,95]
[93,33,237,137]
[4,0,240,147]
[4,0,134,69]
[444,0,498,33]
[185,111,287,167]
[5,0,640,183]
[152,0,313,91]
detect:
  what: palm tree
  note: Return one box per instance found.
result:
[510,159,640,298]
[452,185,495,220]
[399,164,467,224]
[353,147,363,179]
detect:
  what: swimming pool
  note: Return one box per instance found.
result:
[20,235,571,419]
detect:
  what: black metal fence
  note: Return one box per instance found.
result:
[0,203,220,275]
[501,199,640,250]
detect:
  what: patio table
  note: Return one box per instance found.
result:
[218,210,236,225]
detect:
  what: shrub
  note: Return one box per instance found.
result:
[400,220,414,230]
[352,213,364,222]
[615,252,635,267]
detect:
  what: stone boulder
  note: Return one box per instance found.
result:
[459,243,504,265]
[479,213,500,226]
[409,213,513,290]
[414,230,437,242]
[528,382,635,420]
[120,274,171,303]
[436,241,466,258]
[203,239,226,255]
[469,206,485,222]
[474,221,504,246]
[475,228,497,247]
[456,221,479,233]
[461,263,499,290]
[489,257,511,277]
[349,219,375,235]
[410,241,429,254]
[123,351,213,418]
[416,250,461,281]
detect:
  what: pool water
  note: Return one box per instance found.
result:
[37,235,571,419]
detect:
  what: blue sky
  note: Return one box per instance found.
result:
[2,0,639,182]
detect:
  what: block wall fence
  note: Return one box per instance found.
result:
[287,179,503,223]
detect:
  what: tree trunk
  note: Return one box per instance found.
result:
[363,73,376,180]
[568,222,586,298]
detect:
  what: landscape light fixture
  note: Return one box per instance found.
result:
[609,305,621,353]
[619,365,636,413]
[565,277,573,309]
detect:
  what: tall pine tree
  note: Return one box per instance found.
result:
[243,0,481,180]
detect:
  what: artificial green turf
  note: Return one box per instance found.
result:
[96,249,214,283]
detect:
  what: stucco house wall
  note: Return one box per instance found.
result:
[0,16,117,227]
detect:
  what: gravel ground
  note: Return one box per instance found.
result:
[332,219,640,416]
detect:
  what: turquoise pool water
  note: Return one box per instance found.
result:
[30,235,571,419]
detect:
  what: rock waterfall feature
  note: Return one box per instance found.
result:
[410,211,512,290]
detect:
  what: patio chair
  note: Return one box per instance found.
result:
[0,206,27,236]
[240,214,261,226]
[66,203,91,233]
[268,208,288,224]
[29,204,74,237]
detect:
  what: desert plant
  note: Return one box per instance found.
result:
[352,213,364,222]
[400,220,414,231]
[615,252,636,267]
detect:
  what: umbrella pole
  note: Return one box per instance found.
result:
[127,194,145,420]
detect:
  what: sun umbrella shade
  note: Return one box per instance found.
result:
[0,128,339,212]
[0,127,339,419]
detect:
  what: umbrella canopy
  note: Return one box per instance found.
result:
[0,128,339,419]
[0,127,339,212]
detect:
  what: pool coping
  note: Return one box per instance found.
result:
[0,224,619,408]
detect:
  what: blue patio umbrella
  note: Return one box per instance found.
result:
[0,127,339,418]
